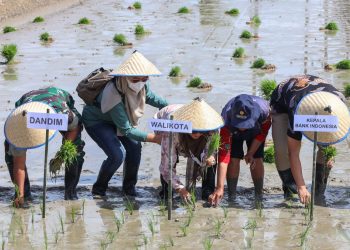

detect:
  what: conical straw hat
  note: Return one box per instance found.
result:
[110,51,161,76]
[295,91,350,145]
[4,102,58,149]
[172,97,224,131]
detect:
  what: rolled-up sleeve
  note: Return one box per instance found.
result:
[109,103,148,141]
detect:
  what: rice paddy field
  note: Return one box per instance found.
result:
[1,0,350,249]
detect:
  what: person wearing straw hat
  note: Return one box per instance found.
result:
[4,87,85,207]
[270,75,350,204]
[155,98,224,203]
[82,51,168,197]
[208,94,271,206]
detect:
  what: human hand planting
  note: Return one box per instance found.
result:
[297,186,311,204]
[208,187,224,207]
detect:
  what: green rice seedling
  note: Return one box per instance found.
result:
[134,24,145,35]
[303,203,311,224]
[208,133,221,156]
[40,32,52,42]
[251,58,265,68]
[185,215,192,227]
[325,22,338,31]
[2,237,5,250]
[31,207,35,224]
[142,234,148,245]
[147,218,156,237]
[159,200,166,216]
[214,218,223,238]
[260,79,277,100]
[58,213,64,234]
[3,26,16,33]
[240,30,252,39]
[203,238,214,250]
[250,15,261,25]
[336,59,350,70]
[225,8,239,16]
[322,146,337,162]
[300,223,311,247]
[71,207,76,223]
[1,44,17,63]
[121,211,125,224]
[113,34,128,45]
[190,188,197,207]
[78,17,91,25]
[54,229,59,244]
[15,217,24,234]
[133,2,142,9]
[232,47,245,58]
[125,197,135,215]
[180,224,188,237]
[106,231,116,244]
[40,202,43,215]
[14,183,20,200]
[44,230,48,250]
[243,219,257,237]
[178,7,190,14]
[160,243,168,250]
[33,16,45,23]
[82,199,86,216]
[168,236,174,246]
[344,83,350,97]
[221,206,228,219]
[169,66,181,77]
[187,77,202,87]
[115,217,122,232]
[263,145,275,163]
[256,200,263,218]
[50,140,78,176]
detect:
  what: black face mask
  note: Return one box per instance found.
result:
[231,126,260,141]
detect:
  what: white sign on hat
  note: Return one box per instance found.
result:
[149,119,192,133]
[27,112,68,131]
[294,115,338,132]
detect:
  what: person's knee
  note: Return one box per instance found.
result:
[109,146,126,166]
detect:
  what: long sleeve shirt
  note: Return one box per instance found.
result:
[82,82,168,141]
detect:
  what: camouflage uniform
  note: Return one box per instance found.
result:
[4,87,85,200]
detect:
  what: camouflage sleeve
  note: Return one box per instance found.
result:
[66,93,82,120]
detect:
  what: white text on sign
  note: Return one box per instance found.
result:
[27,112,68,131]
[294,115,338,132]
[148,119,192,133]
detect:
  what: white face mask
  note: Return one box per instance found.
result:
[127,79,146,93]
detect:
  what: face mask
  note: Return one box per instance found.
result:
[127,79,146,93]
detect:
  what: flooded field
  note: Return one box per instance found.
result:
[1,0,350,249]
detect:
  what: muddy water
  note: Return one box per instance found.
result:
[1,0,350,249]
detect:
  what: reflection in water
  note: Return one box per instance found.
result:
[2,65,18,81]
[199,0,231,26]
[113,47,128,57]
[304,0,309,75]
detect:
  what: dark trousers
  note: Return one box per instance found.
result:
[85,123,142,195]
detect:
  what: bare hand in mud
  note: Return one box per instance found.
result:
[178,188,192,205]
[297,186,311,204]
[206,155,216,166]
[326,159,335,168]
[12,196,24,208]
[208,188,224,207]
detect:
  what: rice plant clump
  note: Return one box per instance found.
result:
[232,47,245,58]
[113,34,128,45]
[208,133,220,156]
[263,145,275,163]
[78,17,91,25]
[240,30,252,39]
[50,140,78,176]
[169,66,181,77]
[135,24,145,35]
[3,26,16,33]
[187,77,202,87]
[251,58,266,68]
[203,238,214,250]
[40,32,52,42]
[178,7,190,14]
[344,83,350,98]
[133,2,142,9]
[260,79,277,100]
[33,16,45,23]
[251,15,261,25]
[225,8,239,16]
[322,146,337,162]
[325,22,338,31]
[336,59,350,70]
[1,44,17,63]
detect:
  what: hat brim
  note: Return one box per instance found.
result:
[109,73,162,76]
[295,91,350,145]
[4,102,58,149]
